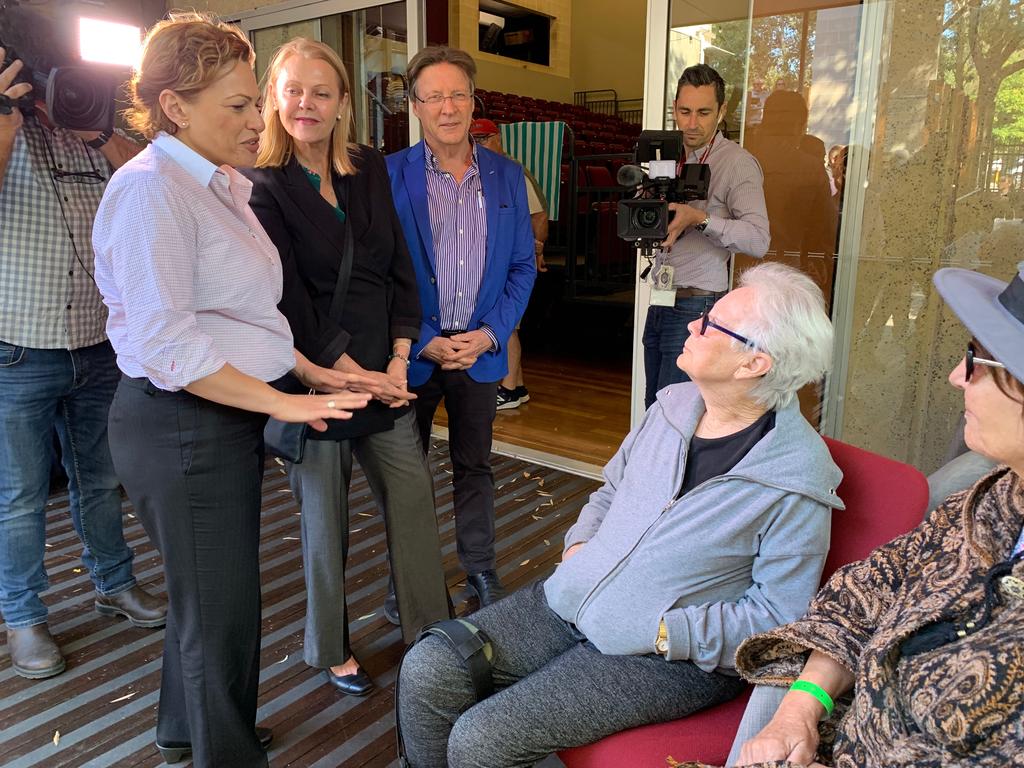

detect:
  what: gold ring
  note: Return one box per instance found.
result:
[327,400,336,409]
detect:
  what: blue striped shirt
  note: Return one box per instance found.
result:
[424,142,495,347]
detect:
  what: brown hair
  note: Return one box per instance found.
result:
[675,63,726,106]
[256,38,356,176]
[406,45,476,102]
[126,11,254,139]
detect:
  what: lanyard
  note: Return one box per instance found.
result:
[677,134,716,175]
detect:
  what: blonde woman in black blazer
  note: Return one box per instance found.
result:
[244,38,449,696]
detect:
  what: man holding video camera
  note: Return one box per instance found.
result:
[0,48,163,680]
[642,64,769,408]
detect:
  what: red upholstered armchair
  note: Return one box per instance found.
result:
[558,437,929,768]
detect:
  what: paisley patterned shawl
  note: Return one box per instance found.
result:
[678,467,1024,768]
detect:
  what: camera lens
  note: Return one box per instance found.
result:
[46,67,117,132]
[636,207,660,229]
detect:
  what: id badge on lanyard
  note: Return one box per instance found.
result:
[649,136,715,307]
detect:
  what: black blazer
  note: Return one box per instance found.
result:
[244,145,421,440]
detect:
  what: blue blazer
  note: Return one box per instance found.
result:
[386,141,537,386]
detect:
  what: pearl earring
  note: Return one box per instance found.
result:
[180,120,189,128]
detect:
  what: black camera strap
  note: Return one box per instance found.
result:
[36,119,106,283]
[395,618,495,766]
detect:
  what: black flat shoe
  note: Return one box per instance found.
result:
[467,569,506,606]
[156,726,273,763]
[324,666,375,697]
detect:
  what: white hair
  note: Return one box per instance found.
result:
[733,263,834,410]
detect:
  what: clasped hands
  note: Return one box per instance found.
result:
[328,352,415,409]
[420,330,493,371]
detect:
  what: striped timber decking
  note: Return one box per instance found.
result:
[0,441,599,767]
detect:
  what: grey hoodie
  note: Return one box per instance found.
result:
[543,382,844,672]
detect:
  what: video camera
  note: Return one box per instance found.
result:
[0,1,140,132]
[616,130,710,255]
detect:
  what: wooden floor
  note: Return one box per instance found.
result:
[0,443,599,768]
[435,354,632,467]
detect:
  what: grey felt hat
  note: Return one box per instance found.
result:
[933,262,1024,384]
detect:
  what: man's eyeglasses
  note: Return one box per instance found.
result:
[412,91,473,107]
[966,341,1005,382]
[51,168,106,185]
[699,309,753,347]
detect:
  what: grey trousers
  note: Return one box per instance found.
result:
[398,581,746,768]
[289,410,449,667]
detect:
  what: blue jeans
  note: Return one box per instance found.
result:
[642,293,723,408]
[0,340,135,628]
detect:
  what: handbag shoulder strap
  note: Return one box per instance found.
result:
[327,173,354,321]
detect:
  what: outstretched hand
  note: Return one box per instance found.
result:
[270,390,372,432]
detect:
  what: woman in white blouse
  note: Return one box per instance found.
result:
[91,13,369,768]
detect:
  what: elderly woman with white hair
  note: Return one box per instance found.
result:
[397,262,843,768]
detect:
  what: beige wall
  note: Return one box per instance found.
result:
[450,0,572,99]
[569,0,645,102]
[449,0,646,103]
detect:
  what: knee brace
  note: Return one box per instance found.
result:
[396,618,495,766]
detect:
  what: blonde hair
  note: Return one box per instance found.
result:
[256,38,356,176]
[126,11,253,139]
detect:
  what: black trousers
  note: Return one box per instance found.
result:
[108,377,268,768]
[412,367,498,573]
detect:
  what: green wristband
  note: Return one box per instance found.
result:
[790,679,835,716]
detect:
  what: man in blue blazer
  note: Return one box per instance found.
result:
[387,45,535,606]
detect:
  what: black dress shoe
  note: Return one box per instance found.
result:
[383,590,400,625]
[466,569,506,606]
[8,624,65,679]
[95,585,167,628]
[156,726,273,763]
[324,666,375,696]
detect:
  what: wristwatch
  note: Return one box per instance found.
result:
[656,618,669,656]
[387,352,411,367]
[86,129,113,149]
[695,214,711,233]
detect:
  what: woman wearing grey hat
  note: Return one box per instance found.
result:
[691,264,1024,768]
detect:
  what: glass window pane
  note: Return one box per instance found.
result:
[667,1,862,425]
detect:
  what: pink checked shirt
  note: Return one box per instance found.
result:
[92,133,295,391]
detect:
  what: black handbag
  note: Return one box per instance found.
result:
[263,178,355,463]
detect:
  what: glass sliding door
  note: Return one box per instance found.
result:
[648,0,1024,471]
[660,0,863,426]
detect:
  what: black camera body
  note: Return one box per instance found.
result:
[0,1,126,131]
[616,130,711,253]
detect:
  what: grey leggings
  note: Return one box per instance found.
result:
[398,581,746,767]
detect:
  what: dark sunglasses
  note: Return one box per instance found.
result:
[699,309,753,347]
[966,341,1005,382]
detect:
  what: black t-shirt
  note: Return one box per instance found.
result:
[680,410,776,496]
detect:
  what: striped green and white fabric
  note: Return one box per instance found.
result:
[500,121,565,221]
